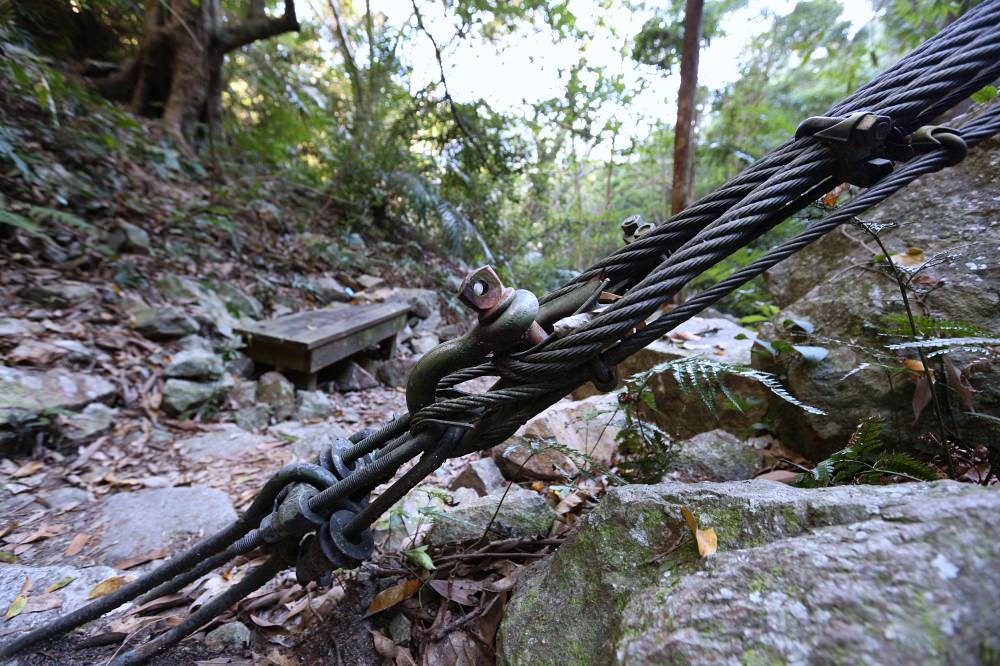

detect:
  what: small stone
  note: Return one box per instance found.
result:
[21,281,100,309]
[96,487,237,564]
[203,621,251,653]
[268,420,349,460]
[115,220,151,253]
[0,318,43,337]
[60,403,116,443]
[165,349,224,380]
[374,356,421,388]
[333,362,379,392]
[436,324,459,340]
[665,429,776,481]
[492,392,624,482]
[234,405,271,432]
[177,425,269,462]
[308,276,353,304]
[131,304,199,340]
[227,378,258,409]
[346,233,366,250]
[162,377,232,414]
[388,613,412,644]
[449,458,507,497]
[178,334,214,351]
[8,339,68,365]
[226,352,255,379]
[213,283,263,319]
[45,486,92,509]
[356,274,385,290]
[51,339,101,364]
[296,390,333,421]
[409,333,440,355]
[427,485,555,545]
[256,372,296,421]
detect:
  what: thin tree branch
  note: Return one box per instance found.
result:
[216,0,299,54]
[409,0,498,177]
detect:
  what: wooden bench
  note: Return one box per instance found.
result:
[237,302,410,388]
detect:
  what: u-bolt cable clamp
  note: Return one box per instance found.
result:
[796,111,896,187]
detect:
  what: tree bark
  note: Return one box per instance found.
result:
[88,0,299,155]
[671,0,704,215]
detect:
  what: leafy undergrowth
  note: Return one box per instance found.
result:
[0,47,465,311]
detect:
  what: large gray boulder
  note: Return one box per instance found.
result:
[758,134,1000,458]
[497,480,1000,666]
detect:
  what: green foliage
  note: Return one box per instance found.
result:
[629,356,825,417]
[615,412,674,484]
[797,418,941,486]
[631,0,748,73]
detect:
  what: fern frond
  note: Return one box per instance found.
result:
[385,170,472,253]
[0,208,44,237]
[874,452,941,482]
[886,337,1000,351]
[25,205,95,233]
[879,314,990,339]
[632,356,825,416]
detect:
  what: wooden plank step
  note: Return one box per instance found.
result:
[236,302,410,386]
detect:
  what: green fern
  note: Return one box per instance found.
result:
[887,337,1000,356]
[0,208,44,237]
[385,170,473,253]
[629,356,825,416]
[24,205,95,234]
[879,314,990,339]
[796,417,940,487]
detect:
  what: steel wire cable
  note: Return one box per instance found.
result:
[613,105,1000,361]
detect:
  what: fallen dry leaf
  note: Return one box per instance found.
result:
[754,470,800,483]
[365,578,421,617]
[11,461,44,479]
[88,576,132,600]
[4,595,26,621]
[912,375,933,424]
[889,247,925,267]
[681,508,717,558]
[44,576,74,593]
[21,594,62,615]
[65,533,90,557]
[428,579,483,606]
[114,548,168,571]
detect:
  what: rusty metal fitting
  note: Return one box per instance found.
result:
[458,266,514,323]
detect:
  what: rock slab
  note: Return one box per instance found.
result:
[0,564,120,632]
[97,487,237,564]
[498,480,1000,666]
[0,365,116,428]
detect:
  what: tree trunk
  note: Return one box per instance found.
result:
[90,0,299,155]
[671,0,704,215]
